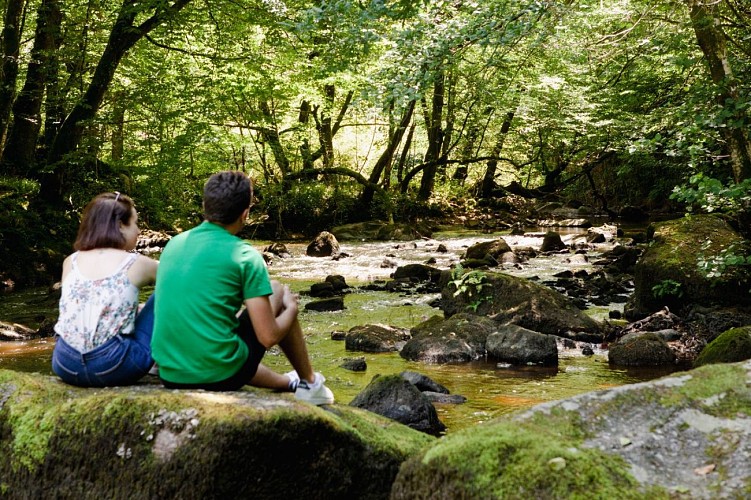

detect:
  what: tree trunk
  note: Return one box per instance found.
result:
[480,109,515,198]
[360,99,415,205]
[687,0,751,182]
[0,0,26,150]
[316,84,335,168]
[453,124,479,183]
[396,122,416,184]
[259,101,289,176]
[418,69,445,201]
[111,94,125,162]
[0,0,60,176]
[308,89,352,168]
[41,0,192,203]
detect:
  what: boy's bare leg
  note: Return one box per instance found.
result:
[278,319,315,383]
[269,280,315,384]
[249,364,290,390]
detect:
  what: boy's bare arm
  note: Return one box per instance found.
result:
[245,289,298,348]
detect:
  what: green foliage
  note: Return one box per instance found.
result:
[697,243,751,280]
[651,279,683,299]
[0,177,74,286]
[671,173,751,216]
[258,180,359,235]
[449,264,492,312]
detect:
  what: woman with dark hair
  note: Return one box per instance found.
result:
[52,192,159,387]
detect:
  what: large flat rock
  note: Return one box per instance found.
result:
[0,370,433,499]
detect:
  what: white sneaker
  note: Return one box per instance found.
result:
[285,370,300,391]
[294,373,335,405]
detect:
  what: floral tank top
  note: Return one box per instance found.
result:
[54,252,139,353]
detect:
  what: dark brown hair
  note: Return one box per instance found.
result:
[203,171,252,224]
[73,192,135,251]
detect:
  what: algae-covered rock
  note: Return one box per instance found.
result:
[694,325,751,368]
[0,370,433,499]
[608,332,677,367]
[441,270,601,341]
[392,360,751,499]
[401,313,500,363]
[627,214,751,318]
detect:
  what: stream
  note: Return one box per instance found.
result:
[0,226,681,433]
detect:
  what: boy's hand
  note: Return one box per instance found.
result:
[281,285,299,313]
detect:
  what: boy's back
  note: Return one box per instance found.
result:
[152,221,272,384]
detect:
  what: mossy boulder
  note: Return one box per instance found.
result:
[392,360,751,498]
[694,326,751,368]
[440,270,601,342]
[626,214,751,318]
[401,313,500,363]
[0,370,434,499]
[608,333,677,367]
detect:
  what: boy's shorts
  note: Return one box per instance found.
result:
[160,312,266,391]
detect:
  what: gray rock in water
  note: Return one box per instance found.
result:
[400,371,449,394]
[350,374,446,436]
[345,324,410,353]
[306,231,340,257]
[304,297,345,312]
[340,357,367,372]
[486,324,558,366]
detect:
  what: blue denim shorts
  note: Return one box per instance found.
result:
[52,295,155,387]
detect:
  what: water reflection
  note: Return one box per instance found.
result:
[0,227,681,433]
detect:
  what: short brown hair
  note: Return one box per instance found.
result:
[203,171,252,224]
[73,192,135,251]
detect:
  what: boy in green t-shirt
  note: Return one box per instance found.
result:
[151,170,334,405]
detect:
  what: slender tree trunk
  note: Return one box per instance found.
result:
[0,0,26,151]
[316,84,335,169]
[418,69,445,200]
[396,122,416,184]
[111,93,125,162]
[41,0,192,203]
[480,109,515,198]
[439,69,456,182]
[453,124,479,183]
[0,0,60,176]
[687,0,751,182]
[360,100,415,205]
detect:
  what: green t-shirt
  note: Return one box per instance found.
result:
[151,221,273,384]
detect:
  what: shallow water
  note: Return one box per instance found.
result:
[0,226,681,433]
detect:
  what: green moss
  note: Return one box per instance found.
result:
[659,363,751,418]
[401,417,662,499]
[1,370,433,498]
[694,326,751,368]
[608,333,676,367]
[0,370,81,471]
